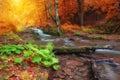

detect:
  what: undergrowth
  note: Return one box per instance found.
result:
[0,42,59,70]
[74,31,81,36]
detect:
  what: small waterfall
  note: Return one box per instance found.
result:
[31,28,51,37]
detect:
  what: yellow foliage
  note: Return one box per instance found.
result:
[0,0,47,33]
[0,21,16,35]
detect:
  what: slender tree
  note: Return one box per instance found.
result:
[77,0,84,26]
[77,0,81,26]
[81,0,84,26]
[54,0,61,35]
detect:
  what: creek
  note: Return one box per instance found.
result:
[31,28,120,55]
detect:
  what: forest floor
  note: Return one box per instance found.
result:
[0,29,120,80]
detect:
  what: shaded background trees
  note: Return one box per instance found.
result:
[0,0,119,34]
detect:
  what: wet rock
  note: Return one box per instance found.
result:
[74,75,81,80]
[63,68,72,76]
[66,61,71,65]
[41,38,54,42]
[69,76,73,79]
[57,74,65,79]
[80,40,90,42]
[68,38,75,41]
[22,64,28,70]
[68,66,74,69]
[75,71,82,76]
[104,44,115,49]
[80,66,88,72]
[69,60,79,66]
[54,38,61,42]
[79,63,84,67]
[81,72,89,77]
[71,54,77,57]
[64,42,75,47]
[63,38,75,46]
[59,71,65,75]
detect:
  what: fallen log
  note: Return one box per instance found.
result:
[53,46,96,54]
[53,46,113,54]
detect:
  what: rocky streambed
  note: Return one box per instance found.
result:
[2,28,119,80]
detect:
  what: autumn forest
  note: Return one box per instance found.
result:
[0,0,120,80]
[0,0,119,34]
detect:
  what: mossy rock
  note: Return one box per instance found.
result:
[43,27,64,36]
[88,35,107,40]
[74,31,81,36]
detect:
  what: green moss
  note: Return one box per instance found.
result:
[43,27,64,36]
[82,27,101,33]
[88,35,103,39]
[74,31,81,36]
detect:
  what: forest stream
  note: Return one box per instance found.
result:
[0,0,119,80]
[0,28,120,80]
[17,28,120,80]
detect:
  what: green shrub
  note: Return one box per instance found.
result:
[0,45,24,55]
[53,65,60,70]
[13,58,23,64]
[26,42,59,70]
[0,43,60,70]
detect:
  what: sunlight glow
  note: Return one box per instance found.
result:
[13,0,21,5]
[0,0,46,31]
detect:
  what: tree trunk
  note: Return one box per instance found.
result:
[77,0,81,26]
[54,0,61,36]
[77,0,84,26]
[81,0,84,26]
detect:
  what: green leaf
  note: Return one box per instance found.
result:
[32,56,42,63]
[17,45,24,50]
[46,42,54,52]
[53,65,60,70]
[15,50,21,54]
[13,58,23,64]
[0,45,24,55]
[43,61,52,67]
[24,51,33,57]
[11,47,16,51]
[7,51,12,55]
[51,57,59,64]
[39,49,50,54]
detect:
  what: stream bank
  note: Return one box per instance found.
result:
[18,28,120,50]
[17,28,120,80]
[0,28,120,80]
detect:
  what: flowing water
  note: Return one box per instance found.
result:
[96,49,120,55]
[31,28,120,55]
